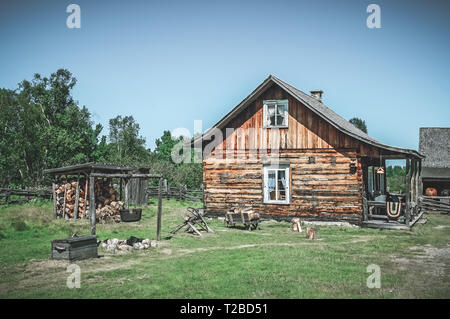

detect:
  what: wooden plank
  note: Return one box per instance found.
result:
[89,175,96,235]
[90,173,161,178]
[52,182,57,219]
[84,178,88,219]
[74,175,80,219]
[62,184,67,219]
[124,178,129,209]
[156,178,163,241]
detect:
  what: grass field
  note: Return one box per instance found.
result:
[0,199,449,299]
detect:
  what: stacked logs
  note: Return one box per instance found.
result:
[54,178,124,221]
[54,180,89,219]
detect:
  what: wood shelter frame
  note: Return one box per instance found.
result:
[44,162,164,240]
[361,152,423,229]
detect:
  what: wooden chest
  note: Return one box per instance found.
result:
[51,235,98,261]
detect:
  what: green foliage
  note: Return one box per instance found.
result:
[0,69,102,186]
[386,165,406,194]
[349,117,368,133]
[148,131,202,188]
[106,115,150,165]
[0,69,203,189]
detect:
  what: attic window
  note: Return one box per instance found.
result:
[263,100,288,128]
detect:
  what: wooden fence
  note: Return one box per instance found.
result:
[419,196,450,214]
[147,184,203,202]
[0,188,52,205]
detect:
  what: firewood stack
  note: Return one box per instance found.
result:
[53,178,124,221]
[54,180,89,219]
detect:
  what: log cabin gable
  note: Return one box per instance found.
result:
[199,75,422,160]
[206,82,363,155]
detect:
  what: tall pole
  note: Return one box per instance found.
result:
[89,175,96,236]
[52,178,57,219]
[157,177,163,241]
[74,174,80,220]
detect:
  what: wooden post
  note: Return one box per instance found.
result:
[74,175,80,220]
[125,178,129,209]
[418,160,423,198]
[415,160,420,203]
[62,182,67,219]
[89,175,96,235]
[84,177,88,219]
[120,178,123,201]
[362,192,368,222]
[157,178,163,241]
[405,158,411,224]
[52,180,57,219]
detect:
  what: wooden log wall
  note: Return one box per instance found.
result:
[203,149,363,223]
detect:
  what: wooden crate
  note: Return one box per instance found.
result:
[225,211,260,230]
[52,235,98,261]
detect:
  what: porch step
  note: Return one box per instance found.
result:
[362,220,410,230]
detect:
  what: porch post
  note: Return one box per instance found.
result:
[405,158,411,224]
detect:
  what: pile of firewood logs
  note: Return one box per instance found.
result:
[54,178,124,222]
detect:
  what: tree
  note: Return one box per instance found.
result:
[349,117,368,133]
[0,69,102,186]
[149,130,202,188]
[107,115,149,164]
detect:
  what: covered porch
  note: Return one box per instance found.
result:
[361,151,423,230]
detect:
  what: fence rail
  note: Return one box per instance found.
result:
[147,185,203,202]
[419,195,450,214]
[0,188,52,205]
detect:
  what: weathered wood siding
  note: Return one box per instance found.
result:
[203,83,377,223]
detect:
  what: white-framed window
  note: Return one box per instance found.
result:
[263,99,289,128]
[263,164,290,204]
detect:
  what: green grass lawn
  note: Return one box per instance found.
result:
[0,199,449,298]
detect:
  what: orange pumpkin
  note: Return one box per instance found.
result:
[425,187,438,196]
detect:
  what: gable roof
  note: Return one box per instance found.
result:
[419,127,450,168]
[197,75,423,159]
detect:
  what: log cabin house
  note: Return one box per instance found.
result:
[197,75,424,229]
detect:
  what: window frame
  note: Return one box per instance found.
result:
[263,99,289,129]
[263,164,290,205]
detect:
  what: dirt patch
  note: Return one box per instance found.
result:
[392,245,450,277]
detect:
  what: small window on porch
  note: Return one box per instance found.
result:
[263,164,290,204]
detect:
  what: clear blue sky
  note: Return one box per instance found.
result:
[1,0,449,150]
